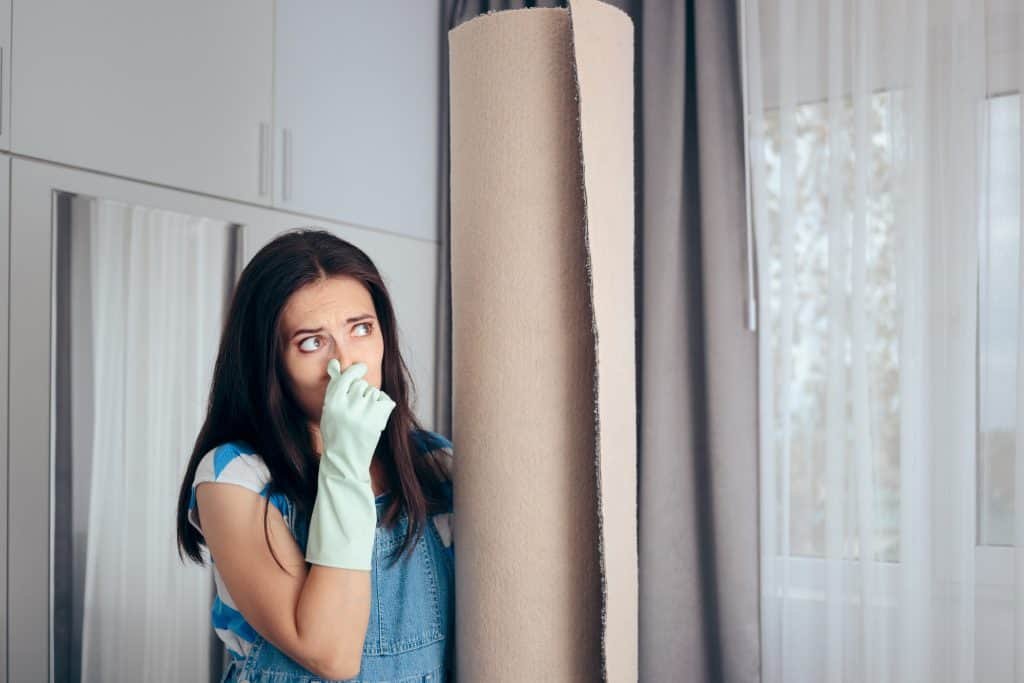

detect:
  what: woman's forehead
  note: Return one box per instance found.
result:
[281,278,375,332]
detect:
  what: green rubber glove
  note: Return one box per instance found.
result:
[305,359,397,570]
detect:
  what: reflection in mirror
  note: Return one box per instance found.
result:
[53,191,242,683]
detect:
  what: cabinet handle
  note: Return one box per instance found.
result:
[259,121,271,197]
[1,46,5,136]
[282,127,292,202]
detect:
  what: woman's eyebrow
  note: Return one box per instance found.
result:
[290,314,375,338]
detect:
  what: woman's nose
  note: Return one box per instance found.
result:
[332,349,360,374]
[331,335,351,364]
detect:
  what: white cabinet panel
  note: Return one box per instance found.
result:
[12,0,274,205]
[274,1,440,241]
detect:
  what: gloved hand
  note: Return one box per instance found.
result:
[305,359,397,570]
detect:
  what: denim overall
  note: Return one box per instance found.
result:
[221,487,454,683]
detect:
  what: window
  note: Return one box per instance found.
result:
[762,90,903,561]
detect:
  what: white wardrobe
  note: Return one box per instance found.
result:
[4,2,443,681]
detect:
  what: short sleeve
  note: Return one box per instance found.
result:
[187,441,289,534]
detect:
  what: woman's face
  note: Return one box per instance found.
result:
[278,275,385,426]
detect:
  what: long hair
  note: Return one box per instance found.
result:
[176,228,451,572]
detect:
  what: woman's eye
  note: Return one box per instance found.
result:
[298,324,372,352]
[298,336,323,352]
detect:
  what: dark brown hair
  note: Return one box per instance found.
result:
[176,228,452,572]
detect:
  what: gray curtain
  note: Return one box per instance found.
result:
[436,1,760,681]
[636,1,760,680]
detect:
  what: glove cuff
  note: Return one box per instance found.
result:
[304,473,377,571]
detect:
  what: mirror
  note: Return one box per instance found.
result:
[53,190,241,683]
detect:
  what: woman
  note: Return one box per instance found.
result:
[175,228,455,682]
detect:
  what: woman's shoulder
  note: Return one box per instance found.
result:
[411,430,454,515]
[412,428,454,480]
[188,440,284,535]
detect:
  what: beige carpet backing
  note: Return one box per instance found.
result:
[448,1,637,680]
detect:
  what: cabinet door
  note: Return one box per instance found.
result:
[12,0,274,205]
[274,0,440,241]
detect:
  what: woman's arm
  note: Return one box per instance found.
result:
[196,481,369,680]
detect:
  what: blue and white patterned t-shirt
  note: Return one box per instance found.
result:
[187,429,454,662]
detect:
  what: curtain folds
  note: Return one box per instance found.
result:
[743,0,1024,680]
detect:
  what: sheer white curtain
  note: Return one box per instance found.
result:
[78,197,236,682]
[741,0,1024,680]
